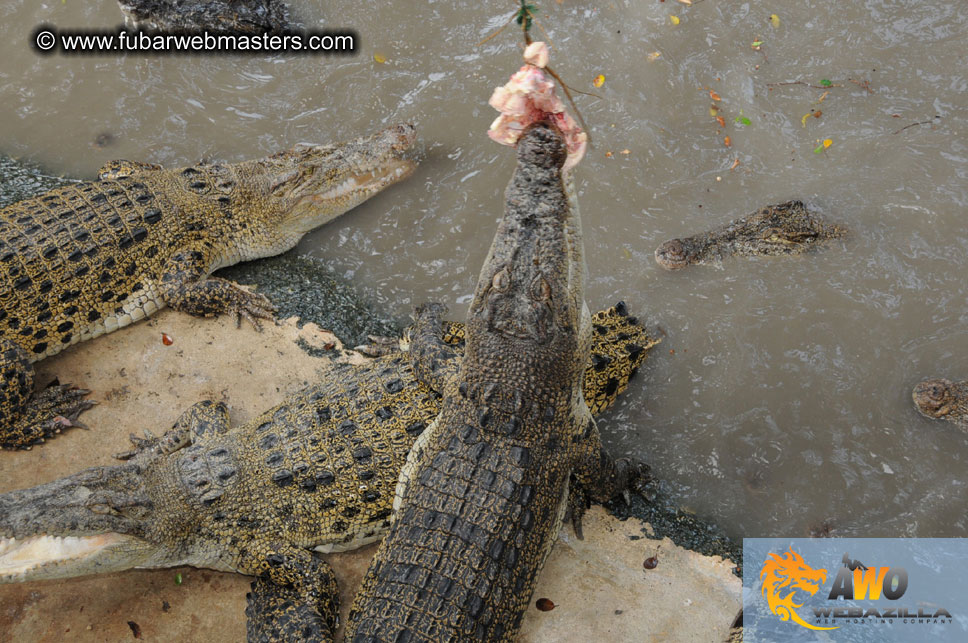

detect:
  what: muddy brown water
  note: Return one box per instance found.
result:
[1,0,966,540]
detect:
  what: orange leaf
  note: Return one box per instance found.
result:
[709,90,722,101]
[716,116,725,128]
[729,158,740,170]
[592,74,605,88]
[724,136,732,147]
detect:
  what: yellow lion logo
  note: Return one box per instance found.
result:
[760,547,838,631]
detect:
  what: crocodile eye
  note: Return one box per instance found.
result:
[531,276,551,301]
[492,267,510,292]
[87,503,116,516]
[269,169,300,195]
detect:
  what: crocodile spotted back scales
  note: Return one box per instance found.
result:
[0,168,232,361]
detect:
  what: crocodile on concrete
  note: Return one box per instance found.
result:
[0,302,656,640]
[118,0,291,34]
[913,378,968,430]
[0,123,416,449]
[344,122,648,642]
[654,200,846,271]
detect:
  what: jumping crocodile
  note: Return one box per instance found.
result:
[654,200,846,271]
[345,122,648,642]
[118,0,291,33]
[0,302,656,640]
[0,123,416,450]
[913,378,968,429]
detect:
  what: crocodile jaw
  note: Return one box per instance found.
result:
[0,533,153,583]
[288,157,417,234]
[275,122,418,236]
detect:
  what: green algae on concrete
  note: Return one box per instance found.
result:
[0,155,76,208]
[218,253,402,349]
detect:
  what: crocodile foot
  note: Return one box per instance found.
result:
[1,385,96,450]
[619,458,657,504]
[227,283,278,331]
[113,428,190,461]
[354,335,401,357]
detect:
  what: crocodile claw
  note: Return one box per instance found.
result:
[114,426,190,461]
[354,335,401,357]
[231,287,277,331]
[2,385,97,450]
[617,458,655,504]
[566,483,590,540]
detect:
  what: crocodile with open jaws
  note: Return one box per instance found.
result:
[654,200,846,271]
[0,301,655,639]
[118,0,291,34]
[912,378,968,430]
[344,122,648,642]
[0,123,416,450]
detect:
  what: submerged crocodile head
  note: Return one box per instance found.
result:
[230,123,417,261]
[653,237,697,271]
[0,462,188,582]
[655,200,845,270]
[466,121,586,379]
[913,378,968,427]
[118,0,291,33]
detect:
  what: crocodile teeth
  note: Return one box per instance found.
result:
[0,534,128,580]
[317,161,414,201]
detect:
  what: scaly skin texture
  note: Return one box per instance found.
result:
[654,200,846,270]
[345,123,647,642]
[0,304,655,641]
[913,378,968,429]
[118,0,291,33]
[0,124,416,449]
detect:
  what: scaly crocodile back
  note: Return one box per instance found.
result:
[0,166,239,361]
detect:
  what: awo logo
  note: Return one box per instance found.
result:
[759,546,953,632]
[760,547,836,631]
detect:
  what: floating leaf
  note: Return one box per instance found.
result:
[724,136,732,147]
[813,110,822,118]
[161,333,173,346]
[677,0,692,4]
[373,53,386,64]
[823,138,833,148]
[735,116,751,126]
[716,115,726,128]
[605,151,613,158]
[817,91,829,103]
[801,113,811,127]
[709,105,719,116]
[813,144,824,154]
[769,14,780,28]
[820,79,832,87]
[592,74,605,88]
[709,89,721,101]
[648,51,662,61]
[175,573,183,585]
[620,149,631,155]
[751,40,763,48]
[536,598,556,611]
[669,15,680,25]
[729,158,740,170]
